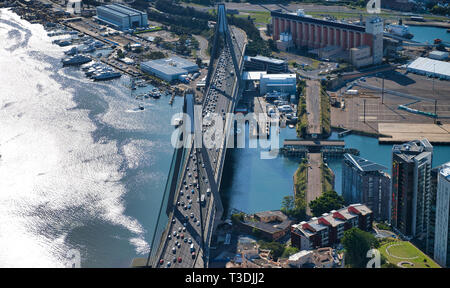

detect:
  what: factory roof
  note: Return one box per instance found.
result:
[98,3,146,17]
[407,57,450,78]
[271,10,366,32]
[141,56,198,76]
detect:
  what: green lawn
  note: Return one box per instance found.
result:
[236,11,271,24]
[379,241,440,268]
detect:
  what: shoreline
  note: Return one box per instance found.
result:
[404,21,450,29]
[331,126,383,139]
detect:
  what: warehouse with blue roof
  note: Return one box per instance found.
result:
[96,3,148,31]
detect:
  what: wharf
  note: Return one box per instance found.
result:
[378,123,450,144]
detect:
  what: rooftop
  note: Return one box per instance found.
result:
[392,139,433,162]
[407,57,450,77]
[271,10,366,32]
[242,71,267,81]
[344,153,387,172]
[293,204,372,238]
[141,56,198,76]
[250,55,286,65]
[260,73,296,79]
[440,162,450,182]
[288,250,313,262]
[429,50,448,56]
[242,210,292,235]
[97,3,146,18]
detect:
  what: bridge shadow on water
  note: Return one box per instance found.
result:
[218,148,238,218]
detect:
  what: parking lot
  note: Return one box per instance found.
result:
[331,70,450,135]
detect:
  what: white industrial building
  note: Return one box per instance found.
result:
[140,56,199,82]
[429,50,449,61]
[406,57,450,80]
[96,4,148,31]
[242,71,297,95]
[434,162,450,268]
[260,73,297,95]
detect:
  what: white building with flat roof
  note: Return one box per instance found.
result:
[407,57,450,80]
[429,51,449,61]
[434,162,450,268]
[141,56,199,82]
[259,73,296,95]
[96,4,148,31]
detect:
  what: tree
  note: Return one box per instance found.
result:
[258,241,285,261]
[153,36,163,45]
[231,212,245,224]
[146,51,166,60]
[268,38,278,52]
[116,49,125,59]
[341,228,377,268]
[281,195,306,221]
[281,246,299,258]
[281,196,294,214]
[196,58,203,67]
[309,190,344,217]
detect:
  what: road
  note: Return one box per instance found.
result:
[193,35,209,61]
[154,24,246,268]
[306,80,321,136]
[306,153,322,215]
[156,146,212,268]
[156,48,234,268]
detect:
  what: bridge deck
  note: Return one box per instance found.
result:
[152,10,246,267]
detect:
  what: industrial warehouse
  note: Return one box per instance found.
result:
[242,71,297,95]
[95,3,148,31]
[140,56,199,82]
[406,57,450,80]
[271,9,383,67]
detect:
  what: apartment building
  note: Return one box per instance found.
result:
[291,204,373,250]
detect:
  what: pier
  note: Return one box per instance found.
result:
[281,139,360,158]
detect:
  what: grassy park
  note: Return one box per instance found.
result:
[379,240,440,268]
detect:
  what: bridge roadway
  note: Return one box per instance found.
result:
[153,27,246,268]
